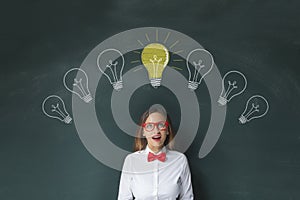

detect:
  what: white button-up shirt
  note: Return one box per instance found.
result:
[118,146,194,200]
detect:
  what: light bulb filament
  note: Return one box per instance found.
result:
[150,55,162,78]
[51,103,67,119]
[192,60,205,82]
[73,78,88,97]
[106,60,119,83]
[244,103,260,118]
[223,81,238,99]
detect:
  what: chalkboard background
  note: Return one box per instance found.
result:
[1,0,300,199]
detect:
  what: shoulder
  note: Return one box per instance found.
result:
[167,149,186,157]
[122,151,146,171]
[123,150,146,162]
[167,150,188,162]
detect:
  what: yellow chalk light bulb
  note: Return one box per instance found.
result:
[141,43,169,88]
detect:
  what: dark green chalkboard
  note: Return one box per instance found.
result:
[1,0,300,199]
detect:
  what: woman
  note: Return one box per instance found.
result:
[118,105,194,200]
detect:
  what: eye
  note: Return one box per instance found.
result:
[157,122,166,130]
[145,123,154,131]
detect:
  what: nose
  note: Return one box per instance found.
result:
[153,125,161,133]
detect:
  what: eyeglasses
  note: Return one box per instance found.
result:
[142,121,169,132]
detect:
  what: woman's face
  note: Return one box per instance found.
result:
[143,112,168,151]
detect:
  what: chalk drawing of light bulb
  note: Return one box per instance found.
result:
[218,70,247,106]
[186,49,214,90]
[97,48,124,91]
[239,95,269,124]
[63,68,92,103]
[141,43,169,88]
[42,95,72,124]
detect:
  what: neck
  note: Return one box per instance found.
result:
[148,145,163,154]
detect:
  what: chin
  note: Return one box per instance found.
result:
[152,143,164,147]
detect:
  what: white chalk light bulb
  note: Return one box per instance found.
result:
[239,95,269,124]
[218,70,247,106]
[42,95,72,124]
[186,49,214,90]
[63,68,92,103]
[97,48,124,91]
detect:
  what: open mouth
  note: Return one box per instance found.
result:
[152,134,161,142]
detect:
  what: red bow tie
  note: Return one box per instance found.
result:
[147,152,166,162]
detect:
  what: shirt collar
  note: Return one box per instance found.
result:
[145,145,167,155]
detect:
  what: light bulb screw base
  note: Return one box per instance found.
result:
[83,94,93,103]
[188,81,199,90]
[113,81,123,91]
[238,115,247,124]
[217,96,227,106]
[64,115,72,124]
[150,78,161,88]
